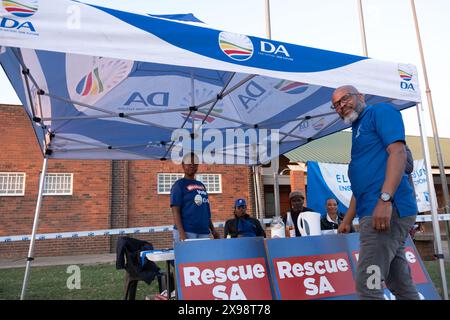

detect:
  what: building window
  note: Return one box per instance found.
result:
[0,172,26,196]
[157,173,184,194]
[43,173,73,195]
[196,174,222,194]
[157,173,222,194]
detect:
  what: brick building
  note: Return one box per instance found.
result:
[0,104,305,259]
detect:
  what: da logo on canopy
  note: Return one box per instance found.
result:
[76,58,132,97]
[2,0,38,18]
[399,69,412,81]
[274,80,308,94]
[219,32,254,61]
[313,117,325,131]
[398,64,415,91]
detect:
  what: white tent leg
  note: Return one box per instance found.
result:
[20,156,49,300]
[252,165,260,220]
[255,165,265,220]
[415,103,448,300]
[272,157,280,217]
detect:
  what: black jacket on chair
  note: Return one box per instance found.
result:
[116,236,161,284]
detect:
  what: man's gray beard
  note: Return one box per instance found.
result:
[343,111,359,124]
[343,100,366,124]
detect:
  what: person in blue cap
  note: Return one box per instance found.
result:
[223,199,266,238]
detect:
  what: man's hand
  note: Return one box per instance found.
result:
[338,196,356,234]
[212,230,220,239]
[372,200,392,231]
[338,222,352,234]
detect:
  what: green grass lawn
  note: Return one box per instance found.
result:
[1,261,449,300]
[0,262,163,300]
[422,260,450,298]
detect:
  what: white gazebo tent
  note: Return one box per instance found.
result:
[0,0,446,299]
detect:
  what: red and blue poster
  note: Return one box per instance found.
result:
[174,237,273,300]
[266,233,441,300]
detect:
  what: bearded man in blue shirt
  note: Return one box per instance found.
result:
[332,85,419,300]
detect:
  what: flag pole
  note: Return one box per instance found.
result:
[265,0,280,217]
[265,0,272,40]
[357,0,368,56]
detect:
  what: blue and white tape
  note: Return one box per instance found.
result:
[0,225,174,243]
[1,215,449,243]
[0,222,223,243]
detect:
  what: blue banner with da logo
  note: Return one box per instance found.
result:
[412,159,431,213]
[307,160,431,215]
[306,161,352,216]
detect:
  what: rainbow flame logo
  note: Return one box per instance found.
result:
[274,80,308,94]
[398,69,412,82]
[181,112,218,124]
[75,59,132,97]
[219,32,253,61]
[313,117,325,131]
[2,0,38,18]
[76,67,104,96]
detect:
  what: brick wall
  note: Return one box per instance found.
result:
[110,160,129,252]
[126,160,252,230]
[0,105,112,258]
[0,105,254,258]
[290,170,307,204]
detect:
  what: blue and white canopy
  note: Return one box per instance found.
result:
[0,0,421,163]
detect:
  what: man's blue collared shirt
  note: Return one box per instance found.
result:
[348,103,418,218]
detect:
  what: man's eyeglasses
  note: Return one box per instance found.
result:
[236,205,246,209]
[331,93,358,109]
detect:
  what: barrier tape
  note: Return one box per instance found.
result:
[1,215,449,243]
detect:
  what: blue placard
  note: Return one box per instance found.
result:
[266,233,441,300]
[174,237,274,300]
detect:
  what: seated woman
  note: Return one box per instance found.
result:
[320,198,354,232]
[224,199,266,238]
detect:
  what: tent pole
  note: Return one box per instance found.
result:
[255,165,265,220]
[258,167,265,219]
[272,157,280,217]
[265,0,280,219]
[410,0,450,246]
[20,156,49,300]
[252,165,260,220]
[415,103,448,300]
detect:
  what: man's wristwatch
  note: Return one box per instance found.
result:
[380,192,392,202]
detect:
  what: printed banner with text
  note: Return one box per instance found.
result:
[174,237,274,300]
[306,160,431,215]
[266,233,440,300]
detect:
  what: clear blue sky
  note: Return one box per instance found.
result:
[1,0,449,138]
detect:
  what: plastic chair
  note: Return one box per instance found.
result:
[116,236,167,300]
[122,245,166,300]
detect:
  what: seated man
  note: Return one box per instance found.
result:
[283,191,313,237]
[320,198,354,232]
[224,199,266,238]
